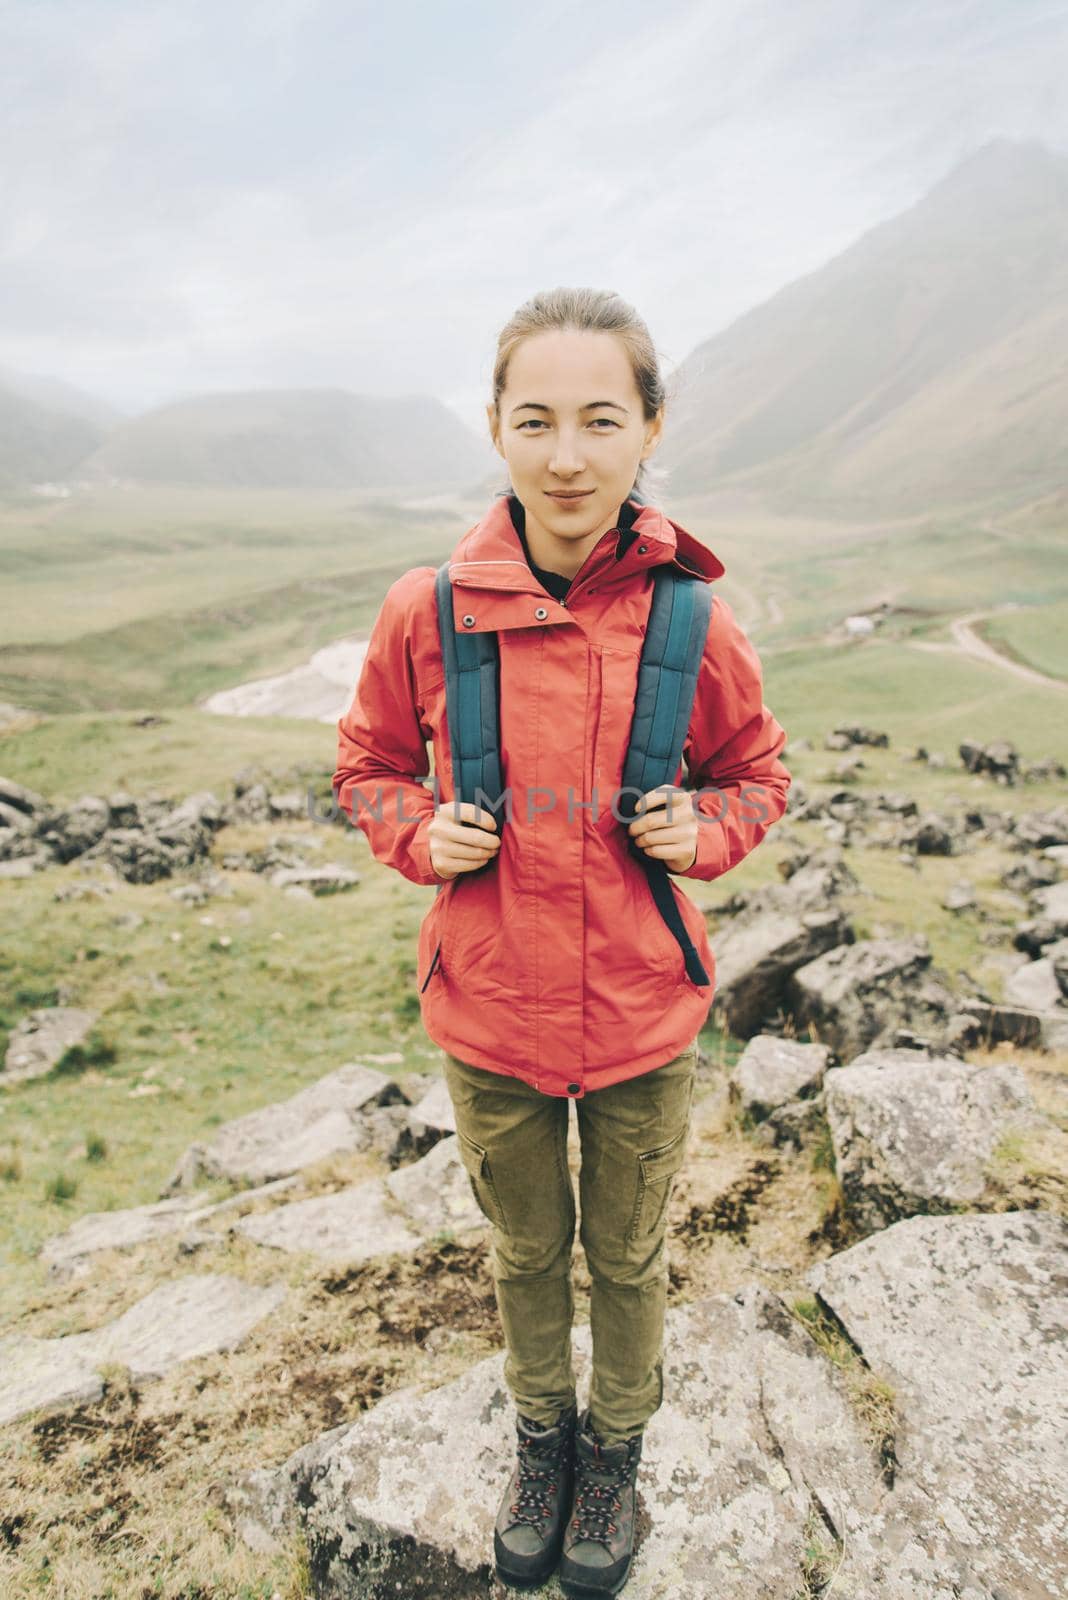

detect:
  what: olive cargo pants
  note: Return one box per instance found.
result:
[442,1037,698,1444]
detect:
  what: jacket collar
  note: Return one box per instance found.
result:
[448,491,725,606]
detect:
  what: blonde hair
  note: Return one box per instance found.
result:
[489,286,671,505]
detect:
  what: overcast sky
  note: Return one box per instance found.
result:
[2,0,1066,434]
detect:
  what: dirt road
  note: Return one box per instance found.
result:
[908,606,1067,693]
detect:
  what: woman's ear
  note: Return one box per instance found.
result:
[486,401,504,457]
[640,407,665,461]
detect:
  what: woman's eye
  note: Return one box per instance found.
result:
[516,418,620,431]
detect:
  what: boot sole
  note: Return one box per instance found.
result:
[495,1550,562,1589]
[558,1553,632,1598]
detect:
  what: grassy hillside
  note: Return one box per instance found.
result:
[978,600,1068,683]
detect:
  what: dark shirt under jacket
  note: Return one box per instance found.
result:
[507,493,641,602]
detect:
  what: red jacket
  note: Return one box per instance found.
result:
[333,492,791,1098]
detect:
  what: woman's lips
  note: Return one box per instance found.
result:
[546,490,593,501]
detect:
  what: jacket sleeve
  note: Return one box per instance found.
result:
[667,593,792,882]
[332,569,445,887]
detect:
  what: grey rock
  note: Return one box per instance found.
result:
[162,1062,407,1191]
[942,880,977,913]
[712,908,848,1037]
[406,1076,456,1137]
[785,935,961,1059]
[1001,857,1060,894]
[390,1076,458,1164]
[3,1006,98,1083]
[233,1135,486,1263]
[824,1048,1039,1230]
[1004,958,1063,1013]
[230,1248,1061,1599]
[959,739,1019,783]
[0,853,53,875]
[268,865,361,895]
[729,1035,830,1147]
[1016,879,1068,954]
[41,794,110,861]
[808,1211,1068,1600]
[0,1274,286,1427]
[39,1176,302,1281]
[1014,805,1068,850]
[0,776,48,817]
[900,812,956,854]
[1047,936,1068,999]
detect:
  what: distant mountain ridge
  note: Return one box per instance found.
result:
[659,138,1068,515]
[80,388,496,491]
[0,363,129,488]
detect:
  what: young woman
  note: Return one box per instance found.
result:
[333,287,791,1597]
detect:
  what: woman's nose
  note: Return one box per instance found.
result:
[549,432,586,473]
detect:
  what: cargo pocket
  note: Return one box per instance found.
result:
[455,1131,509,1231]
[628,1120,690,1242]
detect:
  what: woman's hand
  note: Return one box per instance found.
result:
[627,785,699,874]
[428,801,501,881]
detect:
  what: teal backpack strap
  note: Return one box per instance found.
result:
[433,560,506,826]
[422,563,503,989]
[618,567,715,986]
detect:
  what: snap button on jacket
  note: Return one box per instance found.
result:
[333,493,792,1098]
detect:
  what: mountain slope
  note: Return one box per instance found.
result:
[660,138,1068,514]
[0,381,112,489]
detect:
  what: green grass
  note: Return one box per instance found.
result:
[978,598,1068,681]
[765,640,1068,764]
[0,816,440,1303]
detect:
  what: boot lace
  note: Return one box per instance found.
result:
[509,1429,567,1530]
[569,1450,631,1545]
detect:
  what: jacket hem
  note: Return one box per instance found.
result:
[421,981,712,1098]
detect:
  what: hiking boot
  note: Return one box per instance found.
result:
[558,1406,643,1597]
[494,1402,578,1588]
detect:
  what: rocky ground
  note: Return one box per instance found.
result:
[1,726,1066,1598]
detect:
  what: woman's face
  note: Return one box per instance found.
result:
[487,328,663,542]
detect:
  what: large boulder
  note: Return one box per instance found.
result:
[711,909,848,1038]
[823,1047,1041,1231]
[1004,957,1064,1013]
[808,1211,1066,1600]
[233,1133,487,1263]
[162,1062,408,1192]
[728,1034,831,1148]
[0,1274,286,1427]
[1015,879,1068,955]
[785,935,962,1059]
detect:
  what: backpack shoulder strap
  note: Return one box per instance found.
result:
[434,562,505,812]
[620,566,714,807]
[620,566,715,988]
